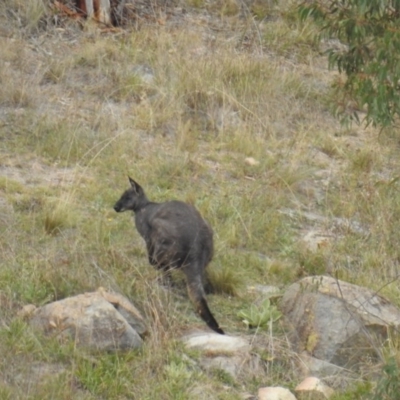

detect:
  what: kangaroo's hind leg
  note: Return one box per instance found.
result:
[202,270,215,294]
[144,238,174,289]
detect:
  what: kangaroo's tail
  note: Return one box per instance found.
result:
[185,271,224,335]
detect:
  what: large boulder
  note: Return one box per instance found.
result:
[28,288,147,351]
[280,276,400,370]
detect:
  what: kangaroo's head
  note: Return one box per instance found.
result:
[114,177,148,213]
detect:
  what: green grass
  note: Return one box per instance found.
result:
[1,0,400,398]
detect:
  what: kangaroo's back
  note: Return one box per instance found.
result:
[114,178,224,334]
[137,201,213,269]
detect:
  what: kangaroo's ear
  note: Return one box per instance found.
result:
[128,177,141,193]
[128,176,136,187]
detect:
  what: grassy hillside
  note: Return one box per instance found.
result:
[1,0,400,398]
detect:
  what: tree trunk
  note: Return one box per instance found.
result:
[76,0,111,24]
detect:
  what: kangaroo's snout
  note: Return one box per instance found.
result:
[114,203,122,212]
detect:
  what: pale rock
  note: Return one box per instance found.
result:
[182,331,251,353]
[279,209,366,236]
[248,285,281,297]
[247,284,283,304]
[29,289,146,351]
[245,157,260,166]
[201,352,264,379]
[301,230,333,252]
[97,287,147,335]
[258,386,297,400]
[18,304,37,319]
[295,377,334,399]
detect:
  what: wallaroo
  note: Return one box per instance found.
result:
[113,177,224,334]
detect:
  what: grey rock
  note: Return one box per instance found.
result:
[297,351,355,378]
[200,355,243,377]
[281,276,400,370]
[29,290,145,351]
[279,208,367,236]
[201,353,263,379]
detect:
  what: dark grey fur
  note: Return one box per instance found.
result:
[114,177,224,334]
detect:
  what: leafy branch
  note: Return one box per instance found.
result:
[298,0,400,128]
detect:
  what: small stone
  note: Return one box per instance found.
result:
[301,230,332,252]
[295,377,334,399]
[182,331,251,353]
[200,355,243,377]
[248,285,281,297]
[17,304,37,319]
[245,157,260,166]
[258,386,297,400]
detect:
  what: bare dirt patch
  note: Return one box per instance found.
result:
[0,155,79,187]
